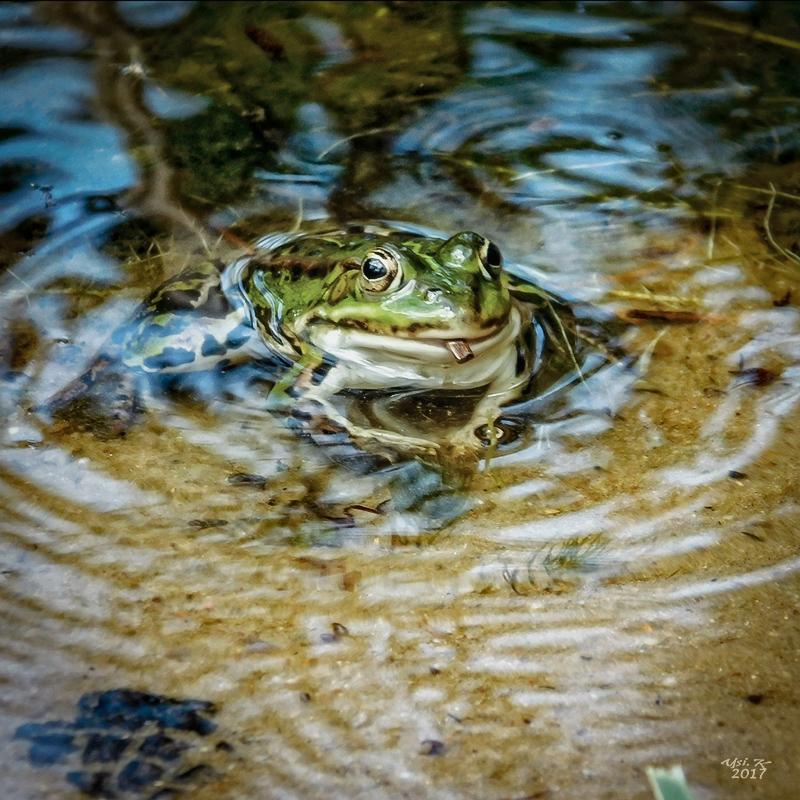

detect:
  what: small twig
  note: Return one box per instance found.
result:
[511,157,658,183]
[292,196,304,233]
[316,126,397,160]
[219,228,255,255]
[734,183,800,202]
[692,16,800,51]
[606,289,700,306]
[544,296,588,389]
[4,268,35,308]
[719,234,742,255]
[5,267,34,293]
[607,289,701,306]
[763,182,800,265]
[707,181,720,262]
[619,308,716,324]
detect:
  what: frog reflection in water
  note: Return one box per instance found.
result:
[53,224,572,454]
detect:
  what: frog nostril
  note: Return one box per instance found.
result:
[425,289,443,303]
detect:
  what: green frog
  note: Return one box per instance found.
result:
[51,224,568,452]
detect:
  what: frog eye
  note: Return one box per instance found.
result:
[478,239,503,279]
[359,249,401,293]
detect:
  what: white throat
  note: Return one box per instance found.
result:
[307,307,524,391]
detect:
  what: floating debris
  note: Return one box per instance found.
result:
[227,472,268,488]
[618,308,711,324]
[419,739,446,756]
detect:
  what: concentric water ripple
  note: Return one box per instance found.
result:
[3,3,800,799]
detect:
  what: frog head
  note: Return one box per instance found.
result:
[240,227,515,365]
[326,230,510,333]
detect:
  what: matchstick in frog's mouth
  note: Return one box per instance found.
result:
[445,339,474,363]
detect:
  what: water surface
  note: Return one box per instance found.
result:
[2,3,800,798]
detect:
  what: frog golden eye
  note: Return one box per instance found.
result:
[359,249,401,293]
[479,239,503,279]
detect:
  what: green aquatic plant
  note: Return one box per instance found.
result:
[130,1,467,207]
[646,765,697,800]
[539,533,608,579]
[502,534,609,595]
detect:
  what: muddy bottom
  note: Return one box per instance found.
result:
[2,218,799,799]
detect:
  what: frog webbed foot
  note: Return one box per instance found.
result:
[45,356,145,438]
[279,394,439,460]
[286,397,351,441]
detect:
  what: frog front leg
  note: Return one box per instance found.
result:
[270,350,440,455]
[46,261,260,434]
[265,348,331,414]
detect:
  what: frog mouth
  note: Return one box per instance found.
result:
[307,309,521,366]
[417,326,510,363]
[401,312,521,363]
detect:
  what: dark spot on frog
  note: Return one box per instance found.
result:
[200,335,227,358]
[201,284,233,318]
[746,693,764,704]
[225,325,253,350]
[152,282,230,320]
[142,348,197,370]
[138,315,195,345]
[158,288,202,311]
[269,257,334,277]
[306,264,327,279]
[338,317,401,334]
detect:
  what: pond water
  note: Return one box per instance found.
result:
[2,2,800,798]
